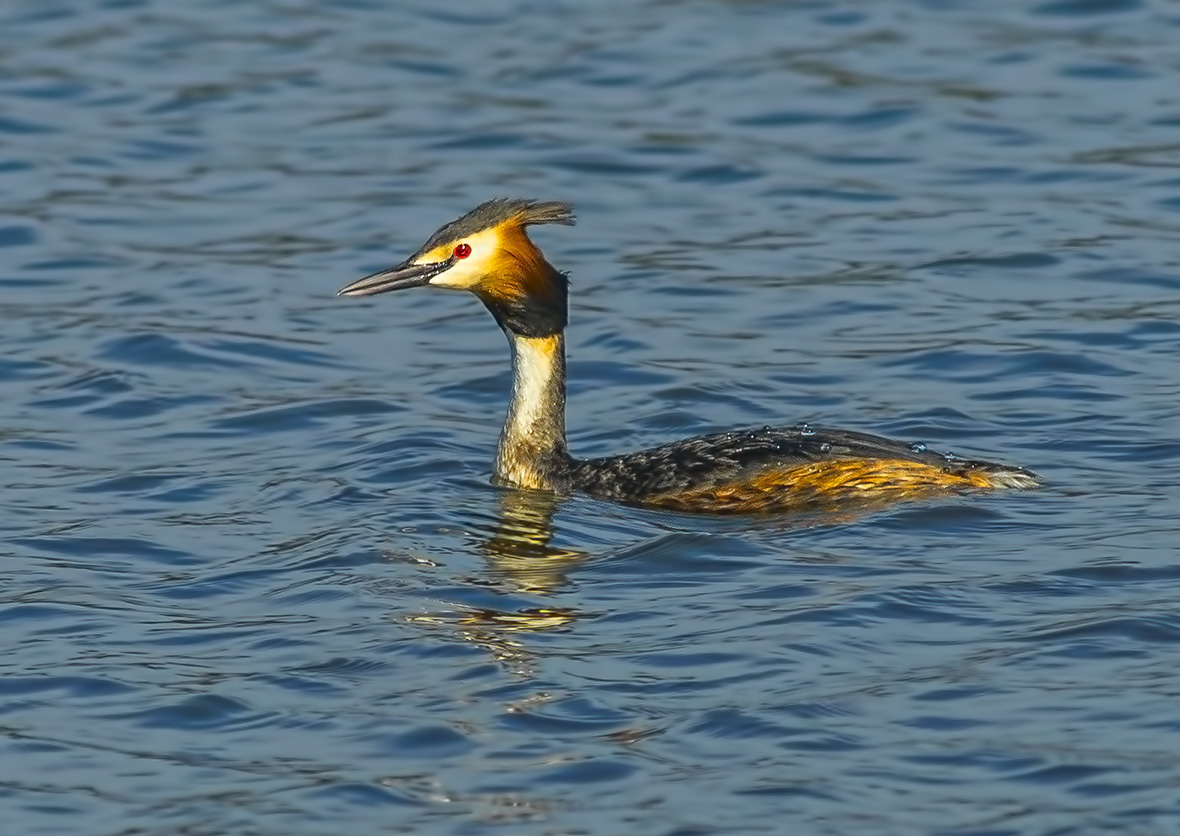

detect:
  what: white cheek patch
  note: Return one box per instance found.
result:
[427,269,467,289]
[424,228,503,289]
[428,259,484,289]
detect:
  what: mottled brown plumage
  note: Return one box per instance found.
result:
[564,425,1036,513]
[339,198,1039,514]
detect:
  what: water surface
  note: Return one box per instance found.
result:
[3,0,1180,834]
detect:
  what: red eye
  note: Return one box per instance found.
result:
[453,243,471,259]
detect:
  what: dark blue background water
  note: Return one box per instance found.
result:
[3,1,1179,833]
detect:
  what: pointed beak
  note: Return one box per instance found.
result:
[337,258,451,298]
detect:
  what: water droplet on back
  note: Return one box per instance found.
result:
[795,422,814,436]
[819,442,832,453]
[910,442,927,453]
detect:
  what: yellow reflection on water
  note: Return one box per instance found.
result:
[406,490,586,671]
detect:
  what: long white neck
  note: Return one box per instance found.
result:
[494,332,569,490]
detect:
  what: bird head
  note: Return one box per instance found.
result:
[339,198,575,337]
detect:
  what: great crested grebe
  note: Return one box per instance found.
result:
[339,198,1038,514]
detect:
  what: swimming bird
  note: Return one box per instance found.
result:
[339,198,1038,514]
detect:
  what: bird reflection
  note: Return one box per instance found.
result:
[476,488,586,593]
[406,489,585,672]
[402,486,970,671]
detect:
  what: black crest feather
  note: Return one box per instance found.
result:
[417,198,575,255]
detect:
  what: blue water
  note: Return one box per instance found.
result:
[3,0,1180,833]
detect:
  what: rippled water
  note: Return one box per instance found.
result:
[3,0,1180,833]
